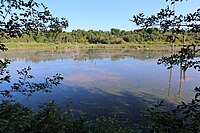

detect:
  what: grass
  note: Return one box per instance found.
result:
[3,41,188,51]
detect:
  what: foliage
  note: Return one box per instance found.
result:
[158,44,200,71]
[1,28,200,45]
[0,58,64,98]
[144,44,200,132]
[131,0,200,45]
[0,100,134,133]
[0,0,68,51]
[142,87,200,133]
[148,41,200,133]
[0,0,66,98]
[131,0,200,132]
[131,0,200,32]
[0,0,68,36]
[1,86,200,133]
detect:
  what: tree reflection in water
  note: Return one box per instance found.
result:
[160,45,200,99]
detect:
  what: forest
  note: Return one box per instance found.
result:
[1,28,200,46]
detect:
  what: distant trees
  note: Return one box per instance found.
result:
[1,28,200,45]
[0,0,199,48]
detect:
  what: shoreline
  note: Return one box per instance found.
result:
[2,42,190,52]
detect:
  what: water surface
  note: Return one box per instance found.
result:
[0,49,199,123]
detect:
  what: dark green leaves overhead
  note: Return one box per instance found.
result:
[131,0,199,32]
[0,0,66,98]
[0,66,64,97]
[0,0,68,38]
[166,0,185,4]
[158,45,200,71]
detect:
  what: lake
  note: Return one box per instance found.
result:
[0,48,200,123]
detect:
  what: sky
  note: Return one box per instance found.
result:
[43,0,200,31]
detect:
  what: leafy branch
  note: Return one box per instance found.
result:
[130,2,200,32]
[158,45,200,71]
[142,87,200,132]
[0,0,68,38]
[0,66,64,97]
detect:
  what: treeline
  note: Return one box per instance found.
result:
[1,28,200,45]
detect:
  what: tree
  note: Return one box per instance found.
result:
[131,0,200,32]
[131,0,200,49]
[131,0,200,132]
[0,0,68,48]
[111,28,121,36]
[0,0,68,97]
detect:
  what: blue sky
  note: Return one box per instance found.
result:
[43,0,200,31]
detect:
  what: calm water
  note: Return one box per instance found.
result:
[0,49,200,122]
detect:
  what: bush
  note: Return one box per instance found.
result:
[142,87,200,133]
[0,100,134,133]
